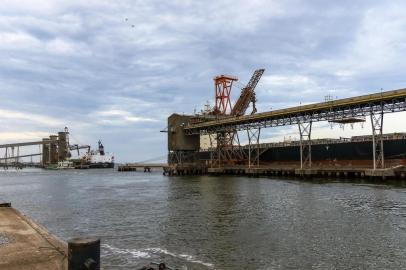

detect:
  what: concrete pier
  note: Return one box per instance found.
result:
[163,164,406,180]
[118,163,167,172]
[207,165,406,180]
[0,203,67,270]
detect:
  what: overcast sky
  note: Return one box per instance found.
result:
[1,0,406,162]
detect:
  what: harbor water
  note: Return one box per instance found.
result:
[1,169,406,269]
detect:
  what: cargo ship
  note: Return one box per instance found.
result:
[79,140,115,168]
[196,132,406,167]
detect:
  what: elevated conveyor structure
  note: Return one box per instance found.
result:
[0,140,51,148]
[185,88,406,134]
[0,128,71,168]
[184,88,406,170]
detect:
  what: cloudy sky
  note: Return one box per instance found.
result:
[1,0,406,162]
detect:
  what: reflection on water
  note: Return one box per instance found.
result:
[0,169,406,269]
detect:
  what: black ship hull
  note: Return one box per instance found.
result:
[88,162,115,169]
[195,136,406,166]
[259,139,406,162]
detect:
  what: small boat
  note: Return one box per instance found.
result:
[44,164,58,170]
[45,161,74,170]
[57,160,74,169]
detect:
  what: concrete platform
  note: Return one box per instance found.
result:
[118,163,167,172]
[204,165,406,180]
[0,204,67,270]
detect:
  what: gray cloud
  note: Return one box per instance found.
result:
[1,0,406,161]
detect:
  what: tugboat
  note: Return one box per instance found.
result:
[80,140,115,168]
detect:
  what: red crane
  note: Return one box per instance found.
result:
[211,69,264,116]
[231,69,265,116]
[213,75,238,115]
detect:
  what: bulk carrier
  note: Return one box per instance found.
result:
[196,132,406,168]
[79,140,115,168]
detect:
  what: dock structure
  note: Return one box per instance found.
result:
[163,164,207,176]
[166,73,406,180]
[207,165,406,179]
[162,163,406,180]
[0,203,101,269]
[0,127,70,169]
[118,163,168,172]
[0,203,67,270]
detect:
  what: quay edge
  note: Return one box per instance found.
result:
[0,203,68,270]
[0,203,101,270]
[163,164,406,181]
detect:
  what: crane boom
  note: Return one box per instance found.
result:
[231,69,265,116]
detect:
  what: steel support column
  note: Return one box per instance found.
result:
[247,128,261,168]
[168,150,196,166]
[217,131,244,166]
[208,133,216,167]
[169,151,183,165]
[299,120,312,169]
[4,147,8,169]
[370,108,384,169]
[39,145,42,164]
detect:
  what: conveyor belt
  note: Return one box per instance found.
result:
[0,140,51,148]
[185,88,406,134]
[0,153,42,161]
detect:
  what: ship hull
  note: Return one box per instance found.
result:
[195,137,406,167]
[260,139,406,163]
[88,162,115,169]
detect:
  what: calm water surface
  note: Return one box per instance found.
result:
[1,169,406,269]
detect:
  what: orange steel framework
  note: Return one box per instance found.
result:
[212,74,240,165]
[213,75,238,115]
[210,71,265,166]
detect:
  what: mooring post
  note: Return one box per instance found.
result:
[68,237,100,270]
[0,202,11,207]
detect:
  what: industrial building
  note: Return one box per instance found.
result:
[166,69,406,179]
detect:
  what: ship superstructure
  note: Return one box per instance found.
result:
[80,140,114,168]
